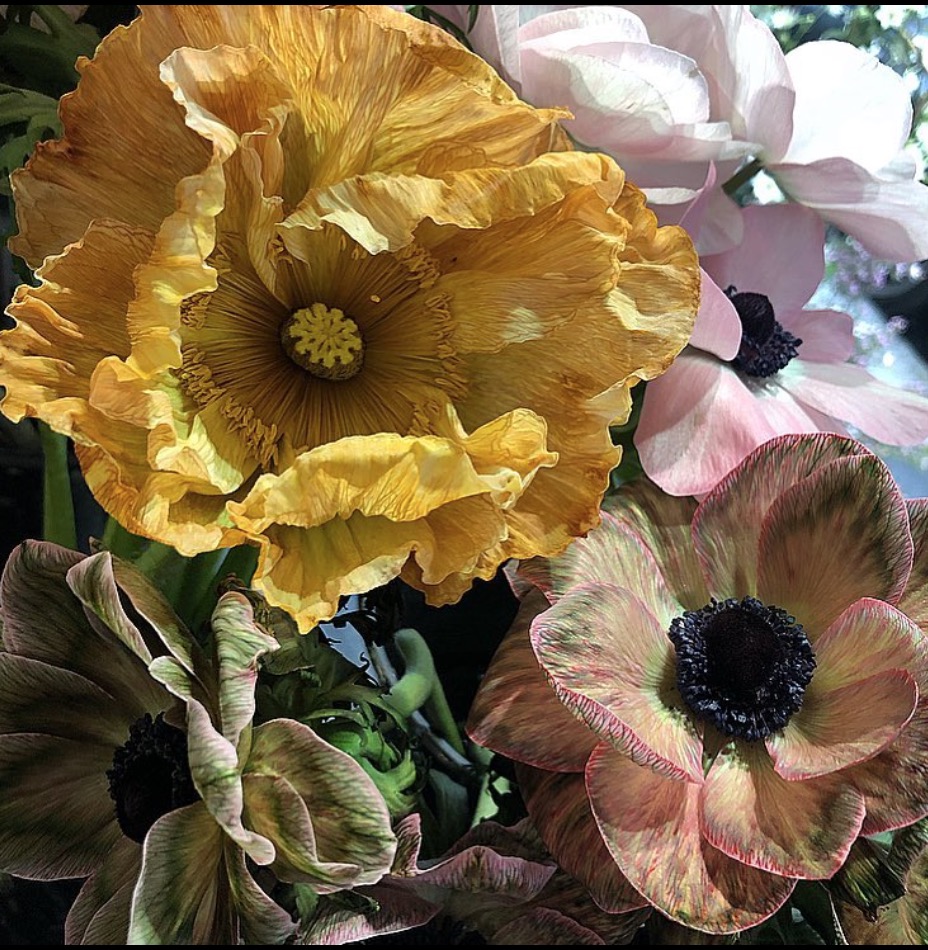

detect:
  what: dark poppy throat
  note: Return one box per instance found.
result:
[725,285,802,378]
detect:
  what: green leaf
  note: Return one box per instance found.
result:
[793,881,849,946]
[827,837,905,919]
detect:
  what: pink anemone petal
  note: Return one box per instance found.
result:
[770,157,928,262]
[688,270,742,360]
[521,513,684,626]
[516,765,648,914]
[701,204,826,314]
[768,597,925,779]
[465,589,598,772]
[845,697,928,835]
[756,455,912,639]
[777,309,855,363]
[700,741,866,879]
[635,353,779,498]
[898,499,928,629]
[586,742,795,934]
[693,433,870,600]
[767,669,916,780]
[603,479,710,612]
[530,582,704,783]
[778,360,928,446]
[780,41,912,171]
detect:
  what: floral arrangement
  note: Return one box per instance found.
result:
[1,3,928,944]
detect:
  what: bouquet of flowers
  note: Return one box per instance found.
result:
[2,3,928,944]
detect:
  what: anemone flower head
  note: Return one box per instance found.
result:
[635,202,928,497]
[0,4,698,631]
[0,541,396,944]
[469,433,928,934]
[302,813,648,945]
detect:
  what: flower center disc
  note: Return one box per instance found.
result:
[107,712,200,843]
[725,286,802,378]
[281,302,365,380]
[669,596,816,741]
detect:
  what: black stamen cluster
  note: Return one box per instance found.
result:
[725,286,802,378]
[669,596,815,742]
[107,712,200,843]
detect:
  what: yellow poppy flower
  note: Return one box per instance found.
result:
[1,5,698,629]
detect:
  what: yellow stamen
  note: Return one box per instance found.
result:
[280,302,365,381]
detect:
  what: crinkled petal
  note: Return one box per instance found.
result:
[531,582,703,783]
[516,765,647,914]
[756,455,912,638]
[700,741,865,878]
[465,589,597,771]
[586,742,794,934]
[692,434,873,600]
[229,409,555,629]
[778,360,928,446]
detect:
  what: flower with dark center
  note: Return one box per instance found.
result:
[725,285,802,378]
[107,713,200,844]
[669,596,815,742]
[470,433,928,935]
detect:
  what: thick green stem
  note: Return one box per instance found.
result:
[221,543,260,587]
[182,549,231,633]
[39,423,77,550]
[388,628,466,755]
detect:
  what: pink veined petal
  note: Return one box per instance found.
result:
[516,764,649,914]
[771,157,928,262]
[688,270,742,360]
[586,742,795,934]
[780,40,912,171]
[778,309,855,364]
[700,741,866,879]
[530,582,704,783]
[898,499,928,630]
[778,360,928,446]
[466,588,598,772]
[700,204,825,315]
[757,456,913,639]
[520,512,685,626]
[749,380,824,438]
[635,352,779,498]
[692,433,873,601]
[767,669,916,780]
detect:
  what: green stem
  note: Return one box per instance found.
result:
[39,423,77,550]
[182,549,230,633]
[100,516,145,561]
[221,543,260,587]
[722,156,764,197]
[389,628,466,756]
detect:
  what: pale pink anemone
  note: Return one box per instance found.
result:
[432,5,928,261]
[468,433,928,934]
[301,814,648,945]
[635,202,928,497]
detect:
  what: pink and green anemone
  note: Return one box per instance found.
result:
[468,433,928,934]
[0,541,396,943]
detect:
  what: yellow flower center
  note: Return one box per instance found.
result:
[280,303,365,380]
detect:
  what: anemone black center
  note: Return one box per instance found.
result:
[669,596,815,742]
[725,285,802,378]
[107,712,200,843]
